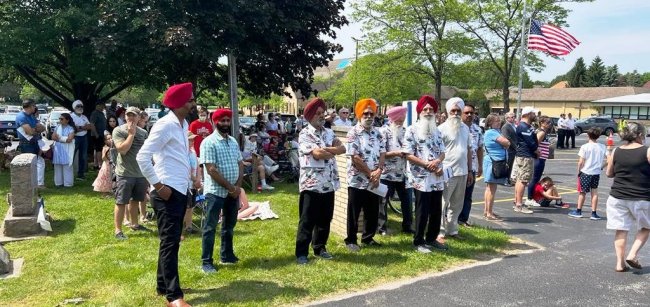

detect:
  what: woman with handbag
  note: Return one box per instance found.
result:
[483,114,511,220]
[52,113,76,187]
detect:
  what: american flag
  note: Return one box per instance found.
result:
[527,19,580,56]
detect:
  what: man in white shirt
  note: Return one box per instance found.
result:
[438,97,472,241]
[136,82,194,307]
[333,108,352,126]
[565,113,576,148]
[70,100,93,180]
[556,114,567,149]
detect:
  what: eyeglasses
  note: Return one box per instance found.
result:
[341,112,349,114]
[362,112,374,117]
[75,106,83,109]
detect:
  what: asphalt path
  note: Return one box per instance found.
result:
[314,134,650,307]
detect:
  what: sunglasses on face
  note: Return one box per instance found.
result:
[362,112,374,117]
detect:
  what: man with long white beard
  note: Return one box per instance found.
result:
[438,97,472,241]
[345,98,386,252]
[377,106,413,235]
[403,95,448,253]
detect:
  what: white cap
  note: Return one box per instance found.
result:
[521,106,538,116]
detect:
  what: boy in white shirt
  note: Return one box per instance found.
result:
[569,128,607,220]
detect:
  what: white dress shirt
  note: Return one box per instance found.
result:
[565,118,575,130]
[70,112,90,136]
[136,113,191,195]
[333,118,352,127]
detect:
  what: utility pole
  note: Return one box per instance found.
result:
[352,37,362,103]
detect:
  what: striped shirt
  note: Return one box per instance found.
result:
[200,132,242,198]
[538,130,550,160]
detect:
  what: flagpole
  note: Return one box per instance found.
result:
[516,0,529,120]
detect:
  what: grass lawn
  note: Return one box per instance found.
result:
[0,167,509,306]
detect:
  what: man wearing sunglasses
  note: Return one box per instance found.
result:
[333,107,352,127]
[345,98,386,252]
[70,100,94,180]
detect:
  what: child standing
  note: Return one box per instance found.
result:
[93,134,114,197]
[569,127,607,220]
[532,177,565,208]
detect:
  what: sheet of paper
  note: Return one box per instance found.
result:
[369,183,388,197]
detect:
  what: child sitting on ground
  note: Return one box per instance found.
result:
[532,177,567,208]
[568,127,607,220]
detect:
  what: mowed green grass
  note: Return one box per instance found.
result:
[0,167,509,306]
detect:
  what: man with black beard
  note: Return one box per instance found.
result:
[345,98,386,252]
[458,104,483,227]
[403,95,448,253]
[295,98,345,264]
[438,97,472,241]
[377,106,413,235]
[199,108,244,273]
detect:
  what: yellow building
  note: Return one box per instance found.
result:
[489,87,650,119]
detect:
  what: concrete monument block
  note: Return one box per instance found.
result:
[9,154,37,217]
[0,245,10,274]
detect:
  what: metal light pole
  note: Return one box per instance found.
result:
[352,37,362,103]
[228,54,240,141]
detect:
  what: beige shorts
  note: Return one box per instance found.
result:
[606,196,650,231]
[510,156,534,183]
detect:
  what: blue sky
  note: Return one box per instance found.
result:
[333,0,650,82]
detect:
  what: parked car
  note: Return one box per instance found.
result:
[0,113,18,137]
[239,116,256,134]
[5,106,20,114]
[479,118,486,133]
[46,108,71,139]
[574,116,617,136]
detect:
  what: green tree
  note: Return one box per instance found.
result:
[321,52,431,108]
[584,56,606,87]
[353,0,475,103]
[460,0,592,111]
[113,87,161,109]
[565,57,587,87]
[467,89,490,117]
[603,65,620,87]
[0,1,347,114]
[641,72,650,85]
[622,70,643,87]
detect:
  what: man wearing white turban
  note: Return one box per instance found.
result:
[438,97,472,241]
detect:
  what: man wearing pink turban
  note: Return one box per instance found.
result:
[377,106,413,236]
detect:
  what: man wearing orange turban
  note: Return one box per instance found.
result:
[345,98,386,252]
[295,98,346,264]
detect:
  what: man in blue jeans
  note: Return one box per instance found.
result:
[200,108,243,273]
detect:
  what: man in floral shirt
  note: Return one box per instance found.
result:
[403,95,448,253]
[378,106,413,235]
[459,104,484,227]
[295,98,346,265]
[345,98,386,252]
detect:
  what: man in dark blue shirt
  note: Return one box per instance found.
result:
[16,99,46,187]
[511,107,539,214]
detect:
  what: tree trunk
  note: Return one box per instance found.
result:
[502,76,510,113]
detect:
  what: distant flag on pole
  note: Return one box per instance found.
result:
[527,20,580,56]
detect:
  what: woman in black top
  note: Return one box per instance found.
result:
[605,122,650,272]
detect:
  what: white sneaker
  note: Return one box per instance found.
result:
[262,185,275,191]
[525,199,541,207]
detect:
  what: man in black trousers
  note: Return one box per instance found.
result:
[501,112,518,185]
[294,98,346,265]
[557,113,566,149]
[345,98,386,252]
[137,82,195,307]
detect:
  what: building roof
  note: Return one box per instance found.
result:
[508,87,650,102]
[550,81,570,88]
[592,93,650,106]
[313,58,355,78]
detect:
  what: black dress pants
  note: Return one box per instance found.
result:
[557,129,566,149]
[151,186,188,303]
[378,179,413,232]
[295,190,335,257]
[345,187,380,245]
[413,190,443,246]
[566,129,576,148]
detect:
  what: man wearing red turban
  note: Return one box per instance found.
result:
[137,82,196,307]
[295,98,345,265]
[345,98,386,252]
[199,108,244,275]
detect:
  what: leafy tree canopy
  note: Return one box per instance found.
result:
[0,0,347,114]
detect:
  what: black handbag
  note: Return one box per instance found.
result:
[485,144,509,179]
